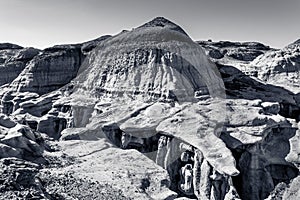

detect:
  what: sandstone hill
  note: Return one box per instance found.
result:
[0,17,299,200]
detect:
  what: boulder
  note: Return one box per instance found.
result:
[37,114,67,139]
[208,49,224,59]
[286,122,300,164]
[0,114,16,128]
[60,127,106,141]
[1,124,43,158]
[0,143,22,158]
[261,102,280,115]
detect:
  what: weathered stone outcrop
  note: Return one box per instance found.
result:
[217,63,300,121]
[37,114,67,140]
[201,39,300,95]
[250,41,300,93]
[218,99,299,200]
[0,17,298,200]
[0,91,40,115]
[0,47,40,86]
[17,92,60,117]
[0,114,17,128]
[102,126,237,199]
[84,97,238,199]
[59,127,105,141]
[0,124,44,160]
[0,35,112,91]
[197,39,300,200]
[286,122,300,164]
[198,40,271,62]
[7,45,84,95]
[282,176,300,199]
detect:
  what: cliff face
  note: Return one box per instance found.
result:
[0,46,40,86]
[0,36,111,96]
[0,17,299,200]
[8,46,84,95]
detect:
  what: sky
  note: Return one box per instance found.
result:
[0,0,299,49]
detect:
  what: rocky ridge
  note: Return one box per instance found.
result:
[0,17,299,200]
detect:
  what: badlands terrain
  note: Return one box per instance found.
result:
[0,17,299,200]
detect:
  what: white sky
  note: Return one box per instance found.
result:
[0,0,299,49]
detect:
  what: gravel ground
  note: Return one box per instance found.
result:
[0,155,131,200]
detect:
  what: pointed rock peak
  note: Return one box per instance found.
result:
[138,17,188,36]
[287,39,300,48]
[291,39,300,45]
[143,17,176,26]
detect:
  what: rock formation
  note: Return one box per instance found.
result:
[0,17,299,200]
[0,46,40,86]
[250,41,300,93]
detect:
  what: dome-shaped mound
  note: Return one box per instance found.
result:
[137,17,189,36]
[73,17,225,102]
